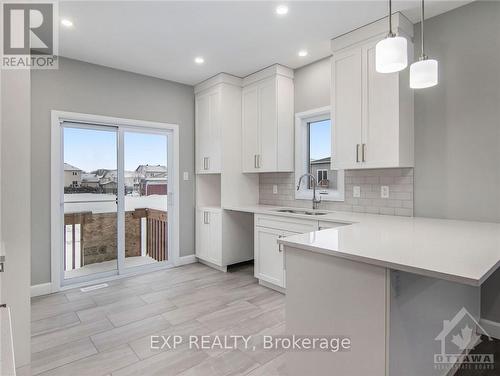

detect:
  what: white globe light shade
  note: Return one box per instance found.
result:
[410,59,438,89]
[375,36,408,73]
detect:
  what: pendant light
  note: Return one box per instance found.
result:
[376,0,408,73]
[410,0,438,88]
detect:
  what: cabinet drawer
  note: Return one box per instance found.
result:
[255,214,318,233]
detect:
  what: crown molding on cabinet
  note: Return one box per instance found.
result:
[242,64,294,87]
[194,73,243,94]
[331,12,414,53]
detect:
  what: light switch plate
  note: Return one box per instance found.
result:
[353,186,361,198]
[381,185,389,198]
[273,185,278,194]
[183,172,189,181]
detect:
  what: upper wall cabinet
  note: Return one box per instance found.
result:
[331,13,414,170]
[242,65,294,173]
[195,86,222,173]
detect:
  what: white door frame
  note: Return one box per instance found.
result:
[51,110,180,292]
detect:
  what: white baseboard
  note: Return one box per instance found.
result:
[176,254,197,266]
[31,283,53,297]
[479,318,500,340]
[31,257,196,297]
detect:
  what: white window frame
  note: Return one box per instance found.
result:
[316,169,328,183]
[50,110,181,292]
[295,106,345,202]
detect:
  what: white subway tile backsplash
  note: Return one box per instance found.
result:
[259,168,414,217]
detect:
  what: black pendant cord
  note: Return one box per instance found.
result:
[420,0,426,59]
[388,0,394,37]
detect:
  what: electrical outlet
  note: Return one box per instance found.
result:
[183,172,189,181]
[273,185,278,194]
[381,185,390,198]
[353,186,361,198]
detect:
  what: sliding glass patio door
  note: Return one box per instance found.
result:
[61,122,172,286]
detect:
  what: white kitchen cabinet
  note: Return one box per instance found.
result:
[242,65,294,173]
[254,214,318,291]
[194,74,259,272]
[196,208,222,266]
[254,227,286,288]
[331,13,414,170]
[195,87,222,174]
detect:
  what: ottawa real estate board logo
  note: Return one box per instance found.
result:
[2,2,58,69]
[434,307,495,372]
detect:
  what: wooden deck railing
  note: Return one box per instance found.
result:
[64,208,168,270]
[132,208,168,262]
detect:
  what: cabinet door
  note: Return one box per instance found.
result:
[195,209,209,259]
[331,49,363,169]
[242,85,260,172]
[195,89,221,173]
[258,78,277,172]
[362,42,399,167]
[207,211,222,265]
[208,91,222,173]
[195,94,210,173]
[255,227,284,287]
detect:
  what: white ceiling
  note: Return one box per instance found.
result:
[59,1,473,86]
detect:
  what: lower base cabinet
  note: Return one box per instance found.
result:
[254,227,288,288]
[254,214,320,291]
[196,208,222,266]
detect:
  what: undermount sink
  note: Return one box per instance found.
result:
[274,209,329,216]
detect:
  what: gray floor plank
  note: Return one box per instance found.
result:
[29,263,286,376]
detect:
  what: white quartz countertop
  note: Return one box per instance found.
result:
[224,204,500,286]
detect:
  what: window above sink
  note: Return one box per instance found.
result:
[295,106,345,202]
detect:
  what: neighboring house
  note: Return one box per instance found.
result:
[135,164,167,179]
[309,157,334,188]
[81,173,100,188]
[99,170,136,194]
[100,180,117,194]
[140,177,167,196]
[64,163,82,187]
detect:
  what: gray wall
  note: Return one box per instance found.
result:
[294,57,331,113]
[413,1,500,223]
[31,57,195,285]
[412,1,500,322]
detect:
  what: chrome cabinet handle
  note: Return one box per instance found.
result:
[362,144,366,162]
[203,211,210,224]
[254,154,261,169]
[356,144,360,163]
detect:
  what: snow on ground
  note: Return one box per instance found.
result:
[64,193,167,213]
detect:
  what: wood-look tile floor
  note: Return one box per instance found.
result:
[24,263,287,376]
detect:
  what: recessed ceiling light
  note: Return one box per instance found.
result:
[61,19,73,27]
[275,5,288,16]
[298,50,308,57]
[194,57,204,64]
